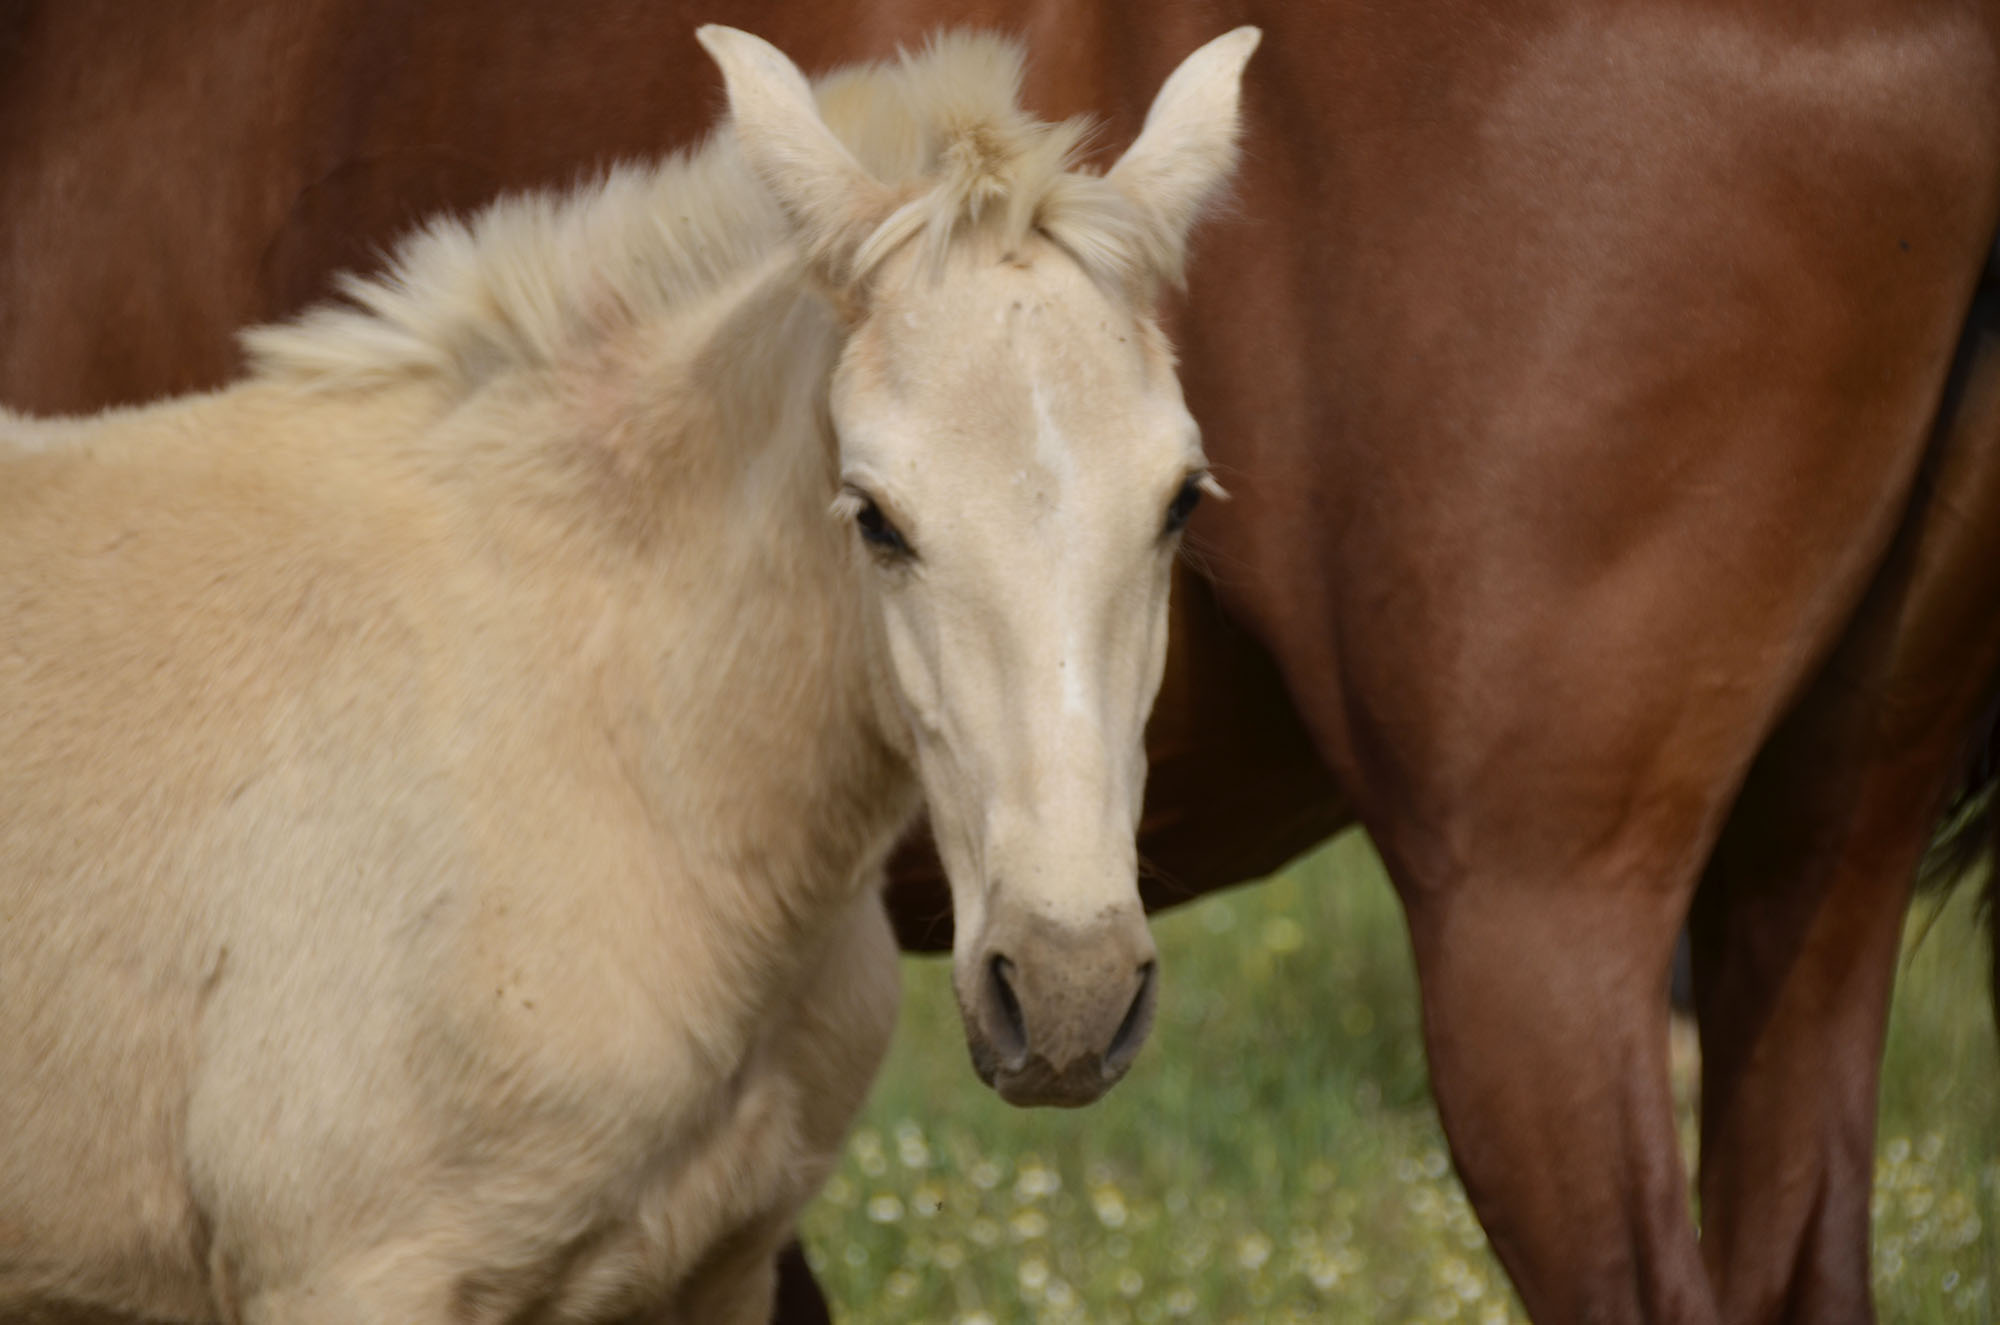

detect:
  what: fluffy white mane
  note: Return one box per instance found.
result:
[244,32,1160,395]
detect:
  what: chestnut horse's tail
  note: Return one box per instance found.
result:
[1920,232,2000,1036]
[1923,693,1997,1029]
[1984,241,2000,1038]
[1984,784,2000,1040]
[1923,697,1999,1036]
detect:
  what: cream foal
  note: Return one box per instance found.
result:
[0,24,1257,1324]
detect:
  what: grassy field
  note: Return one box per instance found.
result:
[798,831,2000,1324]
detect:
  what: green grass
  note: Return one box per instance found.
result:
[800,832,2000,1323]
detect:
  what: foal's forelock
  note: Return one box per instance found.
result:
[845,122,1148,294]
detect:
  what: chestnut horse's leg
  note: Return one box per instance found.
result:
[1401,874,1718,1324]
[1692,282,2000,1325]
[1691,756,1916,1325]
[1311,252,1992,1323]
[769,1241,832,1325]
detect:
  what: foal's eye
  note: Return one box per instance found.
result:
[854,498,913,558]
[1163,474,1206,536]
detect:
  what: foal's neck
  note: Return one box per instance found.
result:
[583,255,917,946]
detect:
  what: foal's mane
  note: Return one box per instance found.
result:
[245,32,1153,396]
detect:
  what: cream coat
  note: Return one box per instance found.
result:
[0,24,1256,1323]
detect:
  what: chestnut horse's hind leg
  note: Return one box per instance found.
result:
[1691,654,1998,1325]
[1402,878,1719,1325]
[1692,277,2000,1325]
[1690,759,1915,1325]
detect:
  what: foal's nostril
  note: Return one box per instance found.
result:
[1105,959,1157,1075]
[983,954,1029,1067]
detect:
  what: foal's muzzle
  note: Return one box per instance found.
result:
[959,907,1159,1107]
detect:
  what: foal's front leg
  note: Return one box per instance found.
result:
[681,887,901,1325]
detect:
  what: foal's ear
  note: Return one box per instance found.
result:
[697,25,893,285]
[1106,26,1261,285]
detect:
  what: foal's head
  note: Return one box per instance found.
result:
[703,24,1256,1106]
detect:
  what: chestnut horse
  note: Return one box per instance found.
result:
[3,3,1996,1322]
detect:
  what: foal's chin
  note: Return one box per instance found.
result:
[961,1023,1138,1109]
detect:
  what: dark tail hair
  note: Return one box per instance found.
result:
[1924,688,2000,1035]
[1917,232,2000,1034]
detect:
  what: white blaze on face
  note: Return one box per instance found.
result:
[1029,374,1093,724]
